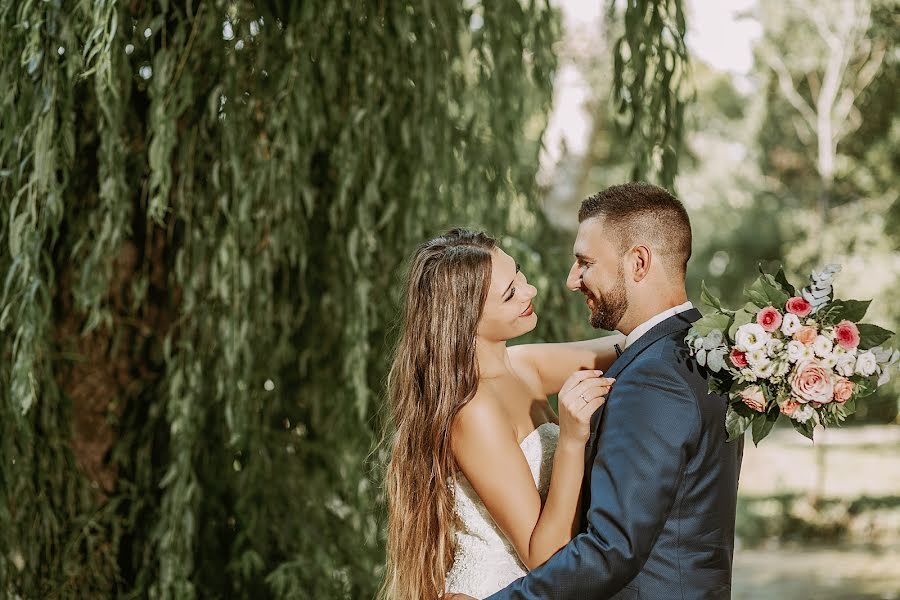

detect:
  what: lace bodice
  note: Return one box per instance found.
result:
[445,422,560,597]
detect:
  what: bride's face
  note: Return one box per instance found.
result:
[476,248,538,342]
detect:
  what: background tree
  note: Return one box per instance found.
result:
[0,1,691,598]
[757,0,886,237]
[0,1,562,597]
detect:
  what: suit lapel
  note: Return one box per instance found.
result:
[583,308,703,469]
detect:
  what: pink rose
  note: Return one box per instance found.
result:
[832,376,854,403]
[781,399,800,416]
[790,360,834,404]
[834,320,860,350]
[740,385,767,412]
[730,349,748,368]
[756,306,783,332]
[786,297,812,317]
[793,326,818,346]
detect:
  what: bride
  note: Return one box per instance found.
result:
[380,229,623,599]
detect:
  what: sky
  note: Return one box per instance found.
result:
[541,0,762,174]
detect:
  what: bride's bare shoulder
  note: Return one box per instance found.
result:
[451,390,516,448]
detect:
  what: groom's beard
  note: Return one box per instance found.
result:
[588,274,628,331]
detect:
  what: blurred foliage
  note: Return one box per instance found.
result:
[610,0,691,188]
[0,0,571,597]
[737,492,900,547]
[556,0,898,419]
[0,0,693,597]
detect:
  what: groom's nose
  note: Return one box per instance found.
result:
[566,262,581,291]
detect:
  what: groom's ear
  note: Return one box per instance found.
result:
[630,245,652,282]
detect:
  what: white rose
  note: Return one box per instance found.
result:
[855,351,879,377]
[813,335,833,358]
[792,403,816,423]
[736,323,770,352]
[781,313,802,336]
[787,340,806,363]
[835,354,856,377]
[834,345,857,357]
[820,353,838,370]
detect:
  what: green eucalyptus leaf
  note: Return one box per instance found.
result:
[725,405,752,442]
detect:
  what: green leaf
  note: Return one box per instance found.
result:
[728,308,754,341]
[745,274,790,309]
[791,418,815,441]
[751,413,776,446]
[725,405,752,442]
[818,300,871,325]
[774,266,796,297]
[690,311,732,337]
[834,299,870,323]
[708,372,735,396]
[857,323,895,350]
[852,376,878,399]
[700,280,722,311]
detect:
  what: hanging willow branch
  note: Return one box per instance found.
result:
[611,0,691,188]
[1,0,688,597]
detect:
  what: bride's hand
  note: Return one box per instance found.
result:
[557,369,614,447]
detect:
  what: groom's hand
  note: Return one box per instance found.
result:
[443,595,477,600]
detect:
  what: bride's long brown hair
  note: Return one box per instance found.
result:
[380,229,496,600]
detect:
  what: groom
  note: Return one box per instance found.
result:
[451,182,744,599]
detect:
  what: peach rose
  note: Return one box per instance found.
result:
[781,399,800,416]
[740,385,767,412]
[730,349,748,368]
[834,320,860,350]
[790,360,834,404]
[786,296,813,317]
[832,376,854,403]
[793,326,818,346]
[756,306,783,333]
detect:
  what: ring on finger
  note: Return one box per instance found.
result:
[580,393,588,404]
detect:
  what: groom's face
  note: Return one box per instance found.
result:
[567,218,629,331]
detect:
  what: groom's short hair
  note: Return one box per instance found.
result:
[578,182,692,275]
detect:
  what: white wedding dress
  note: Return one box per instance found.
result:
[445,421,560,597]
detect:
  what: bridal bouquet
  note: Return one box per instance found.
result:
[685,265,898,444]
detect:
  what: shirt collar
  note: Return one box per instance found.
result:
[623,300,694,349]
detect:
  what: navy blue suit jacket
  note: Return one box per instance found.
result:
[486,308,743,600]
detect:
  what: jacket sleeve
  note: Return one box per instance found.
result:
[485,357,700,600]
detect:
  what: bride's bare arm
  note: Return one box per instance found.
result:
[509,333,626,396]
[450,371,612,570]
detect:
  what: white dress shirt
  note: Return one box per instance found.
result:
[623,300,694,349]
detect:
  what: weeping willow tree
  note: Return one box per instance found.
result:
[0,0,687,598]
[611,0,691,188]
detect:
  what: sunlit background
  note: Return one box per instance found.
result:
[543,1,899,598]
[1,0,896,598]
